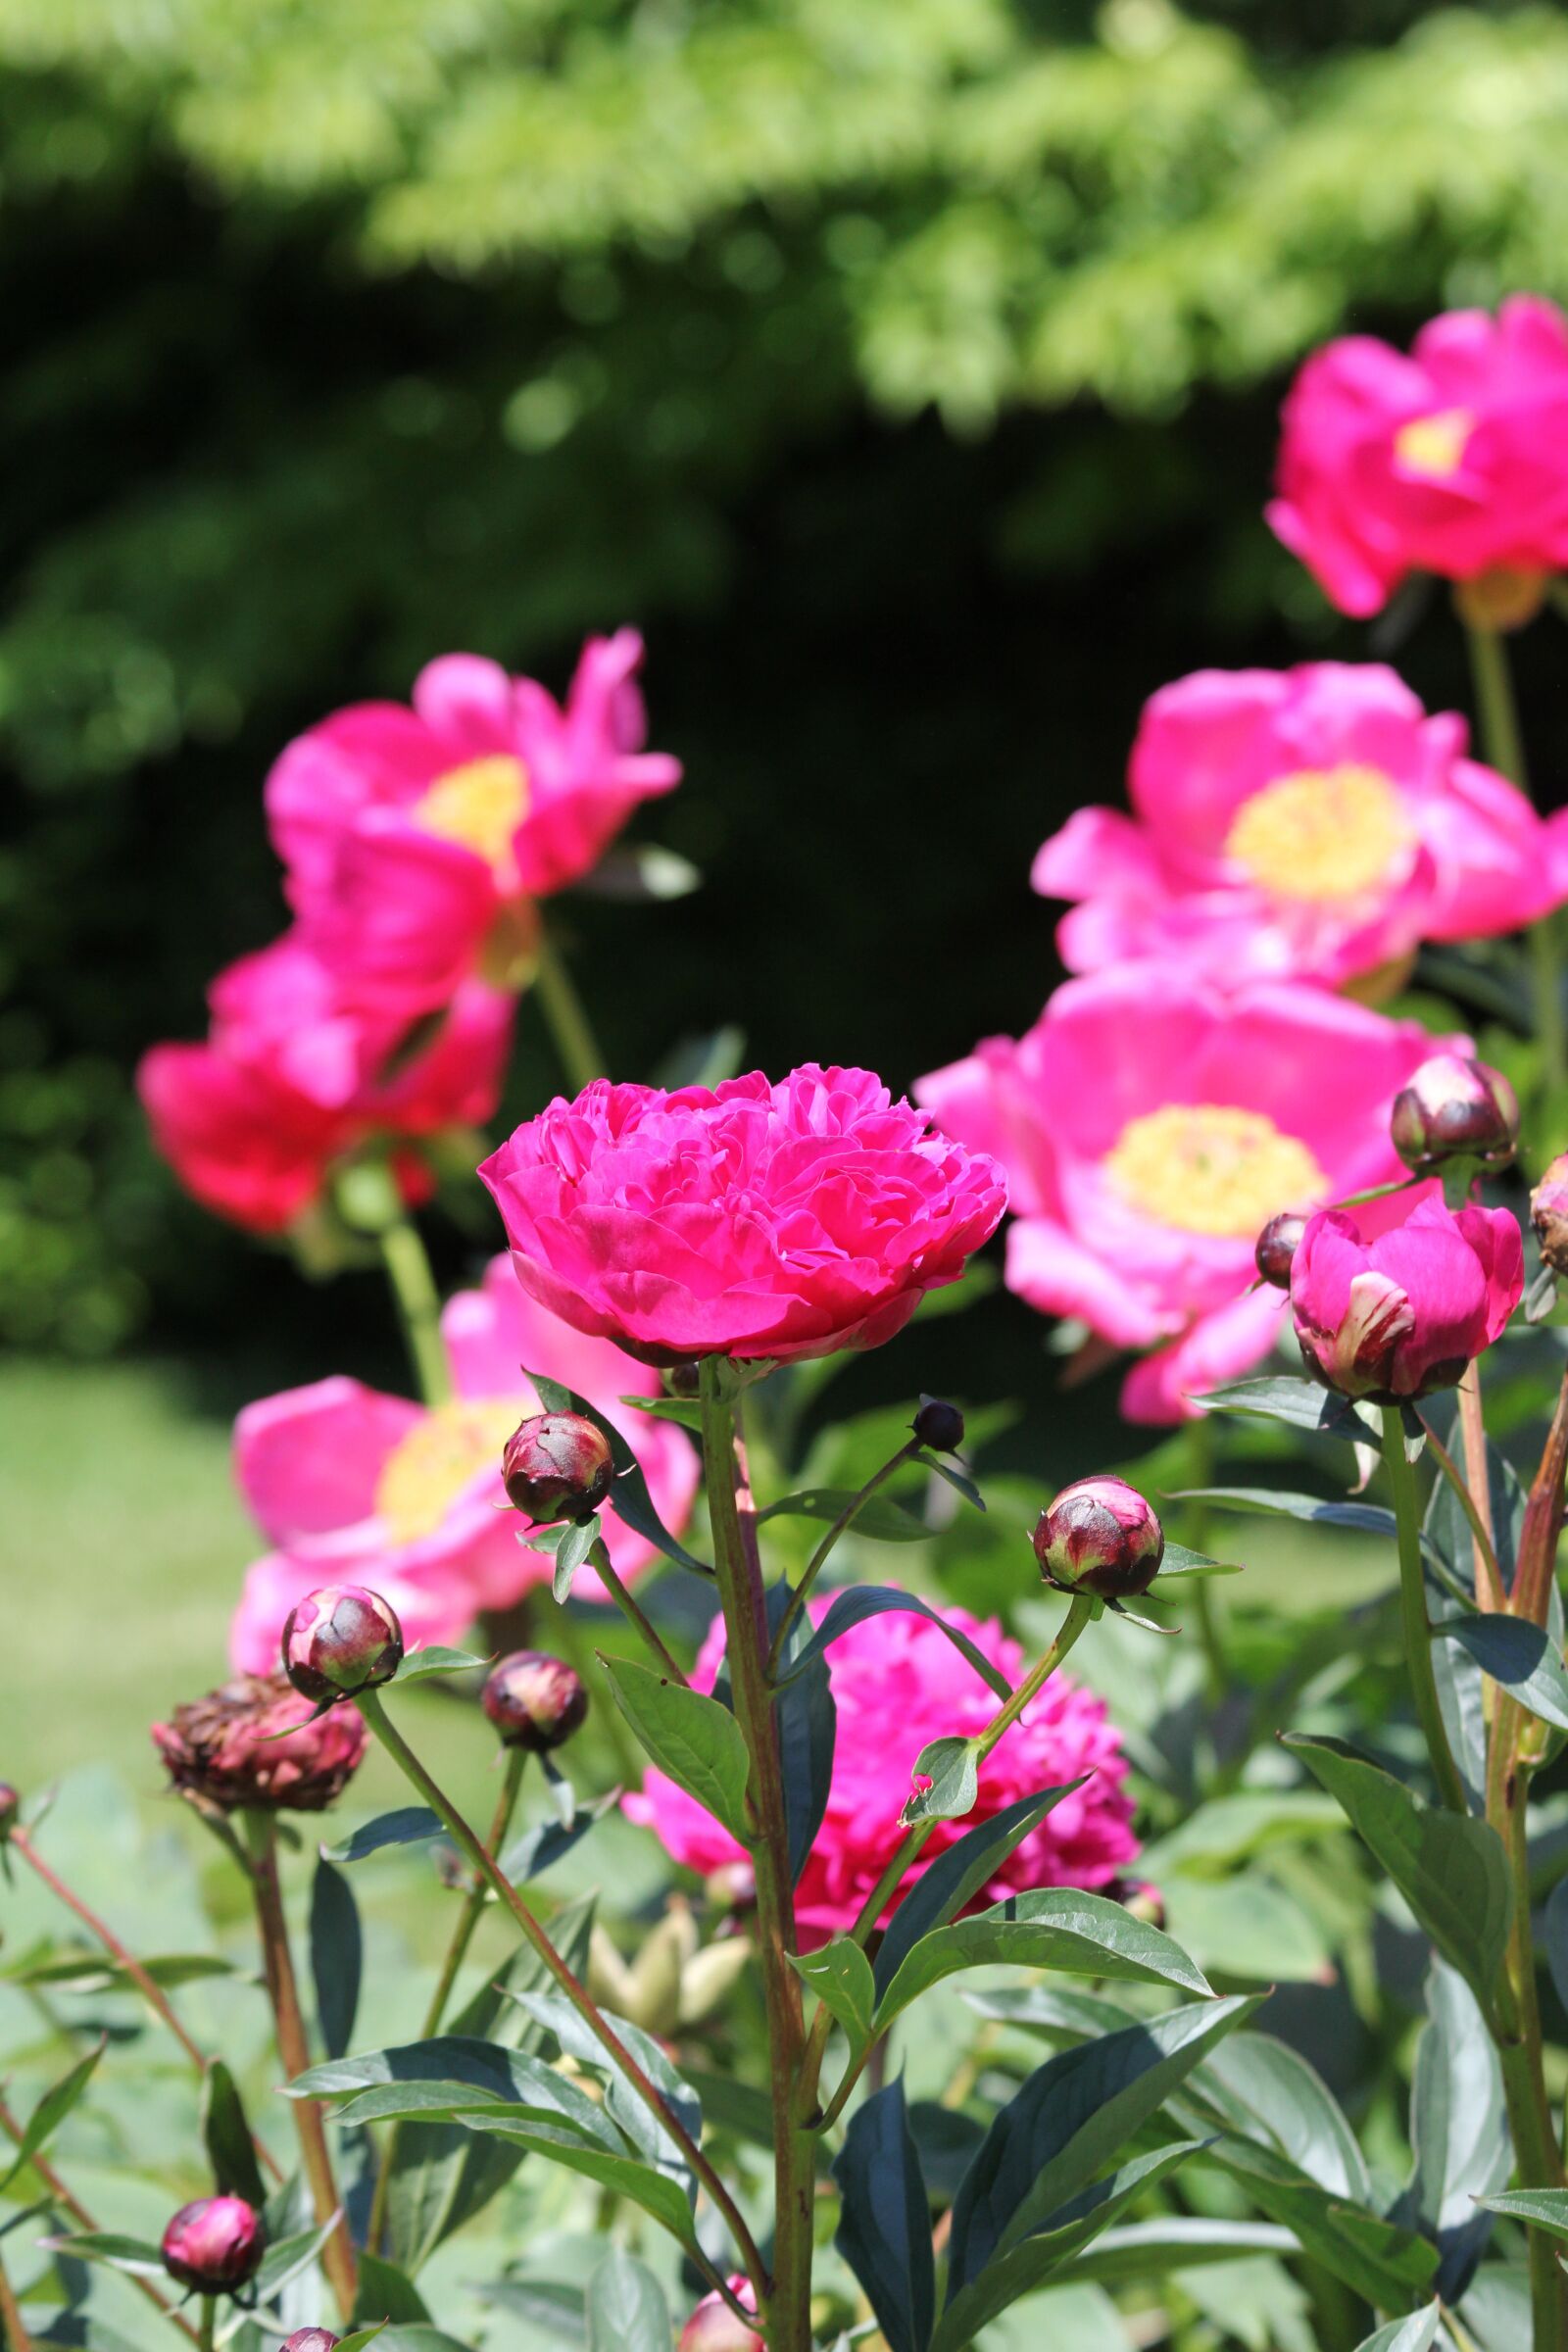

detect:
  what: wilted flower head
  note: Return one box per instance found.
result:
[1033,1477,1164,1600]
[626,1599,1138,1946]
[1291,1195,1523,1403]
[1254,1210,1307,1291]
[481,1651,589,1752]
[678,2278,763,2352]
[501,1412,614,1524]
[1390,1053,1519,1177]
[281,1586,404,1702]
[160,2197,266,2294]
[1532,1153,1568,1279]
[152,1675,367,1813]
[478,1066,1005,1366]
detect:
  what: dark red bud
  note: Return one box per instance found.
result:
[281,1587,404,1704]
[501,1413,614,1525]
[279,2332,340,2352]
[664,1363,702,1398]
[911,1396,965,1453]
[1033,1474,1164,1599]
[160,2196,266,2293]
[1254,1210,1306,1290]
[481,1650,589,1752]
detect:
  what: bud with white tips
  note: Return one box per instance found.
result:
[501,1412,614,1525]
[1033,1476,1164,1600]
[481,1650,588,1752]
[1389,1053,1519,1179]
[281,1586,404,1704]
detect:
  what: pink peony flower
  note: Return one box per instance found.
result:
[679,2278,763,2352]
[139,936,513,1235]
[228,1253,700,1670]
[267,632,681,1017]
[1268,295,1568,615]
[915,967,1455,1423]
[477,1067,1006,1367]
[624,1603,1139,1948]
[1033,664,1567,989]
[1291,1193,1522,1403]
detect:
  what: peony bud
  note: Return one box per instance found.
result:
[1533,1153,1568,1279]
[0,1783,19,1839]
[678,2277,764,2352]
[1254,1210,1306,1291]
[281,1586,403,1704]
[911,1396,964,1453]
[1291,1196,1522,1402]
[481,1650,588,1752]
[1390,1053,1519,1178]
[1033,1475,1164,1600]
[501,1412,614,1525]
[160,2196,266,2294]
[279,2333,339,2352]
[153,1675,367,1814]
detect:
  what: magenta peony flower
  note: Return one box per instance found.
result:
[139,935,512,1236]
[916,967,1455,1423]
[229,1253,700,1670]
[1267,296,1568,616]
[152,1673,367,1812]
[1033,664,1567,990]
[624,1603,1138,1948]
[161,2197,266,2294]
[478,1067,1006,1366]
[1290,1194,1522,1403]
[267,633,681,1017]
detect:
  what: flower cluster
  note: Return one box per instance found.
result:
[139,634,676,1236]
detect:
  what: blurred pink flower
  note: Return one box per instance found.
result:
[1291,1193,1522,1403]
[624,1603,1138,1947]
[916,967,1454,1423]
[1268,296,1568,614]
[1034,663,1566,988]
[267,632,681,1017]
[139,936,512,1235]
[478,1066,1006,1367]
[228,1253,699,1671]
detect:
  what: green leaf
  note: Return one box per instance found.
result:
[1160,1872,1333,1985]
[1155,1543,1243,1580]
[1197,1377,1364,1438]
[775,1588,1011,1702]
[756,1487,931,1542]
[1201,2139,1439,2309]
[932,2141,1202,2352]
[872,1783,1085,2002]
[0,2039,104,2194]
[617,1393,706,1433]
[1185,2033,1368,2203]
[1284,1734,1511,2010]
[335,2328,392,2352]
[290,2035,615,2148]
[254,2216,341,2304]
[899,1737,979,1826]
[1174,1485,1396,1540]
[200,2058,266,2209]
[9,1951,234,1991]
[874,1889,1213,2029]
[1405,1960,1508,2302]
[790,1939,877,2069]
[1478,2189,1568,2240]
[916,1452,985,1510]
[353,2252,429,2327]
[832,2078,934,2352]
[393,1648,488,1687]
[39,2233,167,2279]
[510,1989,702,2189]
[1137,1791,1345,1881]
[321,1808,445,1864]
[469,2282,585,2343]
[551,1515,598,1602]
[600,1655,752,1844]
[1436,1615,1568,1733]
[457,2116,701,2254]
[945,1994,1260,2297]
[310,1859,362,2063]
[1053,2218,1298,2285]
[1350,2310,1442,2352]
[498,1788,618,1885]
[585,2250,670,2352]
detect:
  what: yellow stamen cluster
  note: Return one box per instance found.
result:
[413,756,530,872]
[1224,764,1413,904]
[1393,406,1473,479]
[376,1399,520,1544]
[1102,1104,1326,1238]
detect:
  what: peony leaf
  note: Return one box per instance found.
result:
[498,1788,618,1885]
[1197,1377,1368,1439]
[757,1486,931,1542]
[874,1890,1214,2030]
[351,2253,428,2327]
[551,1514,598,1602]
[1172,1485,1396,1541]
[600,1655,753,1844]
[899,1736,979,1827]
[1477,2188,1568,2240]
[1435,1614,1568,1733]
[310,1859,363,2063]
[321,1807,445,1864]
[39,2232,168,2278]
[831,2079,934,2352]
[585,2249,670,2352]
[789,1939,877,2070]
[1349,2314,1442,2352]
[0,2037,105,2194]
[873,1782,1086,2001]
[774,1587,1010,1703]
[457,2115,701,2254]
[201,2056,267,2208]
[1051,2217,1298,2285]
[394,1647,489,1687]
[1404,1960,1509,2302]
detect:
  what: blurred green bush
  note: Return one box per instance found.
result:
[7,0,1568,1360]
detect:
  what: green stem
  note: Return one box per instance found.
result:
[535,930,608,1095]
[368,1748,528,2254]
[1464,618,1564,1089]
[1380,1409,1468,1815]
[377,1211,451,1406]
[766,1440,920,1676]
[588,1538,689,1684]
[355,1685,766,2302]
[698,1359,813,2352]
[196,2302,215,2352]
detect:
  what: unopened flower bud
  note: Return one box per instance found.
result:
[153,1675,367,1813]
[1390,1053,1519,1177]
[0,1784,19,1839]
[911,1396,964,1453]
[1533,1154,1568,1279]
[1033,1475,1164,1600]
[281,1587,403,1703]
[279,2334,339,2352]
[481,1650,589,1752]
[501,1413,614,1525]
[160,2196,266,2293]
[679,2278,763,2352]
[664,1362,702,1398]
[1254,1210,1306,1291]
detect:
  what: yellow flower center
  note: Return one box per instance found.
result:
[375,1399,519,1544]
[1223,764,1413,904]
[1102,1105,1326,1238]
[412,756,530,873]
[1394,407,1472,479]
